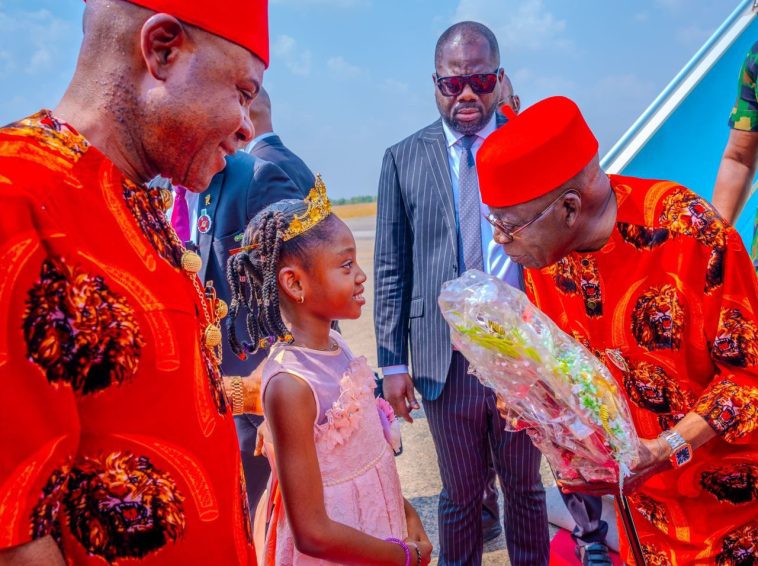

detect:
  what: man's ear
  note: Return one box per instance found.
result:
[512,94,521,114]
[563,192,582,228]
[277,265,303,303]
[140,14,187,81]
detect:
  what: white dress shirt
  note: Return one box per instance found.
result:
[245,131,277,154]
[382,114,520,377]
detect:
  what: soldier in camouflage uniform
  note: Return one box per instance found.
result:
[713,40,758,271]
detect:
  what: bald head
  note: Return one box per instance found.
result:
[56,0,264,190]
[435,21,500,71]
[79,0,148,65]
[250,86,273,138]
[499,73,520,114]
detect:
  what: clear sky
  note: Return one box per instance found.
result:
[0,0,738,199]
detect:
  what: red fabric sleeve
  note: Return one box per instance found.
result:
[0,183,80,549]
[694,227,758,444]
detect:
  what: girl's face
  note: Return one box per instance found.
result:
[302,218,367,320]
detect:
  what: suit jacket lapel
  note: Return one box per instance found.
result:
[197,170,224,283]
[420,120,457,252]
[418,115,506,257]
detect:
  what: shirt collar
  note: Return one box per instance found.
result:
[171,185,199,203]
[441,112,497,149]
[246,131,277,153]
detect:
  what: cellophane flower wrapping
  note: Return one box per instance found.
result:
[438,270,640,484]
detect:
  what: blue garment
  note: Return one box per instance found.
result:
[249,133,315,196]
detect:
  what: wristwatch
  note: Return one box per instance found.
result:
[659,430,693,468]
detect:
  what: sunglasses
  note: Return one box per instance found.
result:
[483,190,577,243]
[435,69,500,97]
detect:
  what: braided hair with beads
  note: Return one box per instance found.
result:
[225,198,336,359]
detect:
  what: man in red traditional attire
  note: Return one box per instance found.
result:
[0,0,268,563]
[476,96,758,564]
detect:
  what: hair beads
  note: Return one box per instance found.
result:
[225,192,336,358]
[227,210,290,356]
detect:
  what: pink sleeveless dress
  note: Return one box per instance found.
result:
[261,331,407,565]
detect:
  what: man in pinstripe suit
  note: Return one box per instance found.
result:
[374,22,549,565]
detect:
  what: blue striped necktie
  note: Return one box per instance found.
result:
[458,135,484,274]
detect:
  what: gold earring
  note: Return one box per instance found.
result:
[298,294,305,304]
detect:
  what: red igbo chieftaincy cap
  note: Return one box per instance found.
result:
[477,96,598,208]
[85,0,269,67]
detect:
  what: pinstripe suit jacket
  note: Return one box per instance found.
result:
[374,116,505,401]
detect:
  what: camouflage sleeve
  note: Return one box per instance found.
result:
[728,41,758,132]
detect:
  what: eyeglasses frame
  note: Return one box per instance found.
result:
[484,189,578,243]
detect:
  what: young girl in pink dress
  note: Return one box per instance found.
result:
[225,181,432,566]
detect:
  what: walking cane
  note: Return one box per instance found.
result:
[617,490,646,565]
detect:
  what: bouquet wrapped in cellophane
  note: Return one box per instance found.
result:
[439,270,639,484]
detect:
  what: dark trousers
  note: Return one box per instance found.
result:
[235,413,271,515]
[423,352,550,566]
[482,448,608,547]
[482,463,500,530]
[561,491,608,546]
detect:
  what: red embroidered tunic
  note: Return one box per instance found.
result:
[524,175,758,565]
[0,112,254,564]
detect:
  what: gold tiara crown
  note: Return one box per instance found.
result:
[282,174,332,241]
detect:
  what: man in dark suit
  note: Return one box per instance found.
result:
[375,22,549,565]
[192,151,301,511]
[248,87,316,194]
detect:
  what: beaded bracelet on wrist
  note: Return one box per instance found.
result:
[385,537,410,566]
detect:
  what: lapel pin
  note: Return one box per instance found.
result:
[197,208,212,234]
